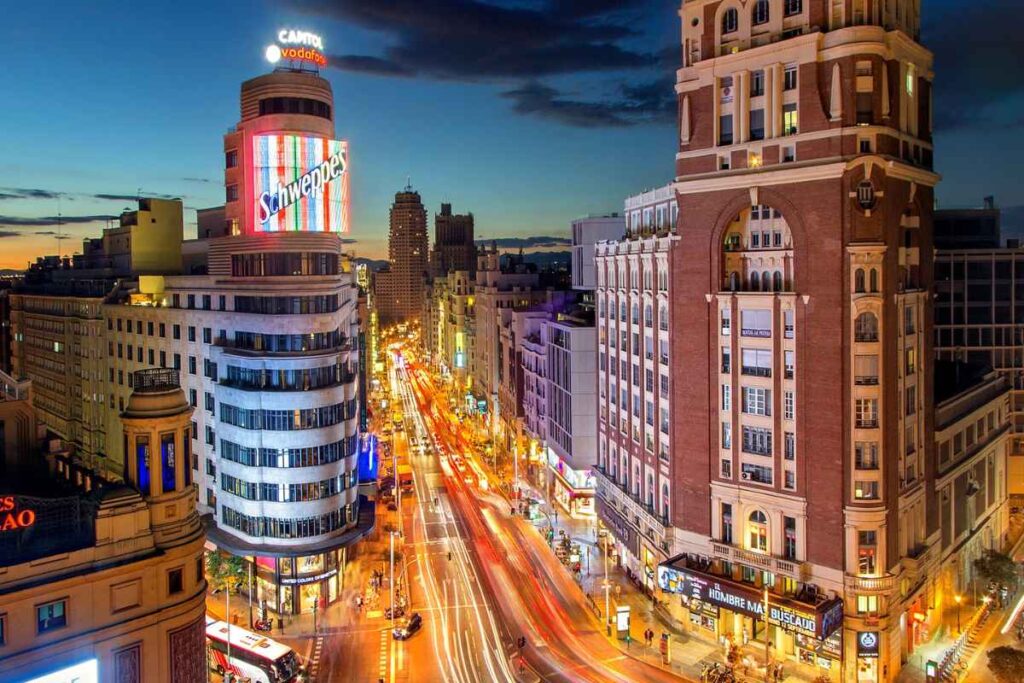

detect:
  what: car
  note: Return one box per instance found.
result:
[392,612,422,640]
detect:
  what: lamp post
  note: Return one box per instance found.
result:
[390,531,397,632]
[954,594,962,633]
[604,536,612,636]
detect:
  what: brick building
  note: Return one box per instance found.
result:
[640,1,940,680]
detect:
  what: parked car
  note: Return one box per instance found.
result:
[392,612,422,640]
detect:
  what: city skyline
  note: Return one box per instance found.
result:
[1,0,1020,269]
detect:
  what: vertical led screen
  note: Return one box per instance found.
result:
[253,134,350,233]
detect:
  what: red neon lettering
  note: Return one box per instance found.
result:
[0,504,37,531]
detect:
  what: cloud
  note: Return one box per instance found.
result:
[476,235,571,248]
[0,214,117,227]
[93,192,179,201]
[292,0,672,127]
[925,0,1023,130]
[501,77,674,128]
[0,230,20,238]
[0,187,65,201]
[181,177,216,184]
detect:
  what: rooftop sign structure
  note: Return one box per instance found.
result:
[265,29,327,69]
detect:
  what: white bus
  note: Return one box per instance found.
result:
[206,616,304,683]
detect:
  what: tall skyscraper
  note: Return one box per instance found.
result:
[430,203,477,277]
[629,1,941,679]
[375,185,428,324]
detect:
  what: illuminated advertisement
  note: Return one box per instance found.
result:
[253,134,350,233]
[23,659,99,683]
[265,29,327,68]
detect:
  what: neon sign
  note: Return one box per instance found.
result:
[252,134,350,233]
[0,496,37,532]
[265,29,327,68]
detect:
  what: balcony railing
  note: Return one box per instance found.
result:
[856,419,879,429]
[741,366,771,378]
[855,375,879,385]
[844,573,896,594]
[710,542,806,581]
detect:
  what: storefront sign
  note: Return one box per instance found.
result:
[281,568,337,586]
[0,496,37,532]
[597,499,639,557]
[857,631,880,658]
[658,562,844,640]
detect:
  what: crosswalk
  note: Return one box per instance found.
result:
[308,636,324,681]
[378,628,390,682]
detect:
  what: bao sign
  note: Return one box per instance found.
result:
[253,134,350,234]
[657,563,843,640]
[0,496,37,532]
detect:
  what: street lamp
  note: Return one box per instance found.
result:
[604,537,612,636]
[954,594,962,633]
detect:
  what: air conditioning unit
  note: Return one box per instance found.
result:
[741,472,752,480]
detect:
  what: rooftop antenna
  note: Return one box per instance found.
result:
[405,175,413,192]
[56,196,63,259]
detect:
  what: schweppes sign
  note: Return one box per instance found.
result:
[0,496,37,532]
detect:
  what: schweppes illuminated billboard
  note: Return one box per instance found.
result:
[253,134,350,233]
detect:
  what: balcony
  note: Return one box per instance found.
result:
[901,543,936,586]
[709,542,807,582]
[856,419,879,429]
[844,573,896,594]
[741,366,771,378]
[855,375,879,386]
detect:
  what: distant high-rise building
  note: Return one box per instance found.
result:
[375,186,428,324]
[430,203,476,277]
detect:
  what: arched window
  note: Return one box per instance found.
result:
[633,465,641,495]
[661,483,670,519]
[748,510,769,552]
[730,272,740,292]
[750,272,760,291]
[753,0,770,25]
[722,7,739,33]
[855,311,878,342]
[646,473,655,505]
[631,303,640,325]
[855,268,866,293]
[773,271,784,292]
[620,455,628,486]
[619,302,627,322]
[869,268,879,293]
[763,271,773,292]
[644,304,653,328]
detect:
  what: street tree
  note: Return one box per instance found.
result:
[207,551,246,592]
[974,550,1018,586]
[987,646,1024,683]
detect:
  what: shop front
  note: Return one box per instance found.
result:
[658,556,844,676]
[253,550,343,616]
[597,497,641,573]
[854,630,881,683]
[546,448,596,518]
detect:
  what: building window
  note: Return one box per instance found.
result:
[858,530,877,574]
[854,312,878,342]
[857,180,876,210]
[225,150,238,168]
[722,8,739,33]
[783,391,794,420]
[751,70,765,97]
[784,432,795,460]
[750,109,765,141]
[752,0,770,25]
[747,510,769,551]
[784,0,802,16]
[719,114,734,145]
[722,384,731,411]
[905,347,917,374]
[722,503,734,544]
[855,399,878,429]
[226,184,239,202]
[783,517,797,560]
[37,600,67,634]
[905,385,917,416]
[782,145,796,163]
[854,480,879,500]
[168,567,184,595]
[721,458,732,478]
[173,324,181,340]
[783,103,799,135]
[742,426,773,456]
[722,422,732,449]
[857,594,879,615]
[784,351,795,379]
[722,308,731,335]
[742,387,771,416]
[741,348,771,377]
[784,65,798,91]
[855,442,878,469]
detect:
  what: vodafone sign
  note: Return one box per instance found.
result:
[266,29,327,68]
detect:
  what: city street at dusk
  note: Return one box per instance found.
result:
[3,1,1024,683]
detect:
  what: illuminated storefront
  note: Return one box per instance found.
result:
[545,447,596,518]
[658,556,844,676]
[253,550,344,615]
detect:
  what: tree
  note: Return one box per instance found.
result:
[974,550,1018,586]
[987,646,1024,683]
[206,551,246,592]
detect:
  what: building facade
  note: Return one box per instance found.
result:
[0,369,207,683]
[571,216,625,290]
[374,187,428,325]
[430,203,477,278]
[594,229,680,586]
[648,1,940,679]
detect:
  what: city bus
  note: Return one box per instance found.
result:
[206,616,304,683]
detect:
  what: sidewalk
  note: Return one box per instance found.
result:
[515,480,825,683]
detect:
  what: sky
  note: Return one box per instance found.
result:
[0,0,1021,268]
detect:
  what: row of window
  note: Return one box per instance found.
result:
[721,0,802,34]
[219,401,356,431]
[234,295,340,315]
[234,327,348,353]
[220,472,355,502]
[231,252,340,277]
[224,363,355,391]
[220,504,356,539]
[220,436,358,468]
